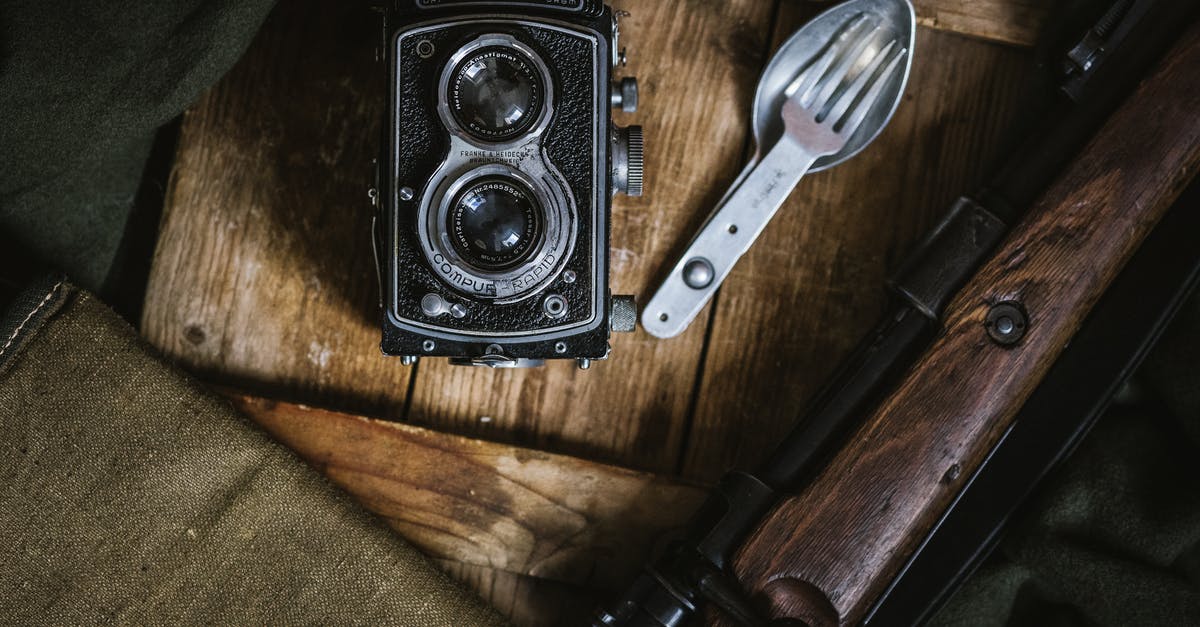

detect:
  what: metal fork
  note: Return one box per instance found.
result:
[642,15,907,337]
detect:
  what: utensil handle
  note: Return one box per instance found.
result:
[641,138,818,338]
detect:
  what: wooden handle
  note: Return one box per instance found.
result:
[728,22,1200,626]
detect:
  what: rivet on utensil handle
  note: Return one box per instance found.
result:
[683,258,714,289]
[642,137,818,338]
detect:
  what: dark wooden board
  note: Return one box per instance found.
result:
[438,561,596,627]
[141,1,1043,623]
[141,0,403,417]
[913,0,1047,46]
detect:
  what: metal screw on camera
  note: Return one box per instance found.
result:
[421,339,436,352]
[399,186,414,201]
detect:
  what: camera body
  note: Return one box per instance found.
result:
[374,0,641,368]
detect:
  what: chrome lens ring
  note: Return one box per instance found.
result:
[446,175,542,271]
[438,34,554,148]
[420,163,574,303]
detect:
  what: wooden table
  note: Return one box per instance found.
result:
[141,1,1043,624]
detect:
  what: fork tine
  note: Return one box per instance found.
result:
[809,24,884,112]
[837,44,905,138]
[824,39,897,128]
[785,13,872,101]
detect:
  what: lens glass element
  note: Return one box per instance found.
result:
[449,45,544,142]
[448,177,543,272]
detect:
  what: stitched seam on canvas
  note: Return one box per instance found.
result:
[0,280,64,360]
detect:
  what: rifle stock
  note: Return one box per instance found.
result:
[728,20,1200,626]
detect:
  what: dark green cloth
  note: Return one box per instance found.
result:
[0,280,504,626]
[0,0,277,291]
[1,2,504,624]
[931,294,1200,626]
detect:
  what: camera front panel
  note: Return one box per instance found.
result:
[381,12,612,362]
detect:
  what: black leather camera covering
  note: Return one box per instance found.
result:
[381,6,613,360]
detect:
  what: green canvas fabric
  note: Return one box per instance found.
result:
[0,0,278,292]
[930,294,1200,626]
[0,281,505,627]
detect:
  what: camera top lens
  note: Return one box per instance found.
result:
[448,45,544,142]
[448,176,543,272]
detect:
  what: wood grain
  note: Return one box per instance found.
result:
[730,23,1200,626]
[140,0,406,417]
[138,0,1046,478]
[914,0,1047,47]
[681,20,1032,482]
[230,393,706,588]
[138,0,1054,623]
[402,0,779,473]
[438,561,597,627]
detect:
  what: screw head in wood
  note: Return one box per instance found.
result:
[985,301,1028,346]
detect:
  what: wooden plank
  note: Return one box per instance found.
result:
[680,22,1034,482]
[138,0,1045,476]
[915,0,1047,47]
[437,561,596,627]
[731,23,1200,625]
[402,0,780,473]
[140,0,409,417]
[229,393,706,588]
[137,0,1053,622]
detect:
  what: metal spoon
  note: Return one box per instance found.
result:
[641,0,915,339]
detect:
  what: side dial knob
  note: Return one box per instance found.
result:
[611,77,639,112]
[612,125,645,197]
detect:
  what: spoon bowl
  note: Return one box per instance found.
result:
[753,0,914,172]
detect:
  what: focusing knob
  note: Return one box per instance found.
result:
[626,125,644,197]
[610,295,637,332]
[611,77,639,112]
[612,125,645,197]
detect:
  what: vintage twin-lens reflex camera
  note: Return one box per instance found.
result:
[372,0,643,369]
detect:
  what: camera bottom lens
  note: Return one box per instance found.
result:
[448,176,543,272]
